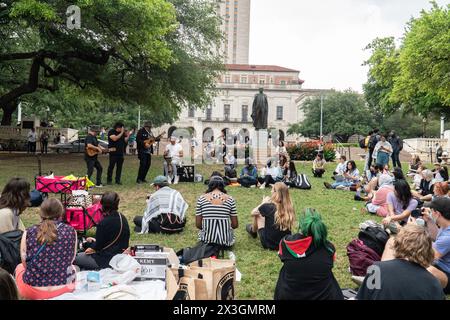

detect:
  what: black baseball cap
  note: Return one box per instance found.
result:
[424,197,450,218]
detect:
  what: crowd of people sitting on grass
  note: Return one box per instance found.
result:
[1,139,450,300]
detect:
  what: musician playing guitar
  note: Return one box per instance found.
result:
[85,125,104,187]
[136,121,162,184]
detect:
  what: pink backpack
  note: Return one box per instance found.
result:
[65,203,104,232]
[346,239,381,276]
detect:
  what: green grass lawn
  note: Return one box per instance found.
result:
[0,153,386,299]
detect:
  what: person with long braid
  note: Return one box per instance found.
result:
[274,209,344,300]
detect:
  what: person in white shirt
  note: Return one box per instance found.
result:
[60,134,66,144]
[164,136,184,184]
[373,134,392,167]
[190,137,198,163]
[224,151,237,178]
[259,159,283,189]
[27,128,37,154]
[333,155,347,178]
[275,141,287,155]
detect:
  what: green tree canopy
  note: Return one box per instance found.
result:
[364,2,450,118]
[288,90,375,142]
[0,0,223,126]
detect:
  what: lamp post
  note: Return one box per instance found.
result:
[320,95,323,139]
[138,105,141,129]
[46,106,50,124]
[441,114,445,139]
[423,117,427,137]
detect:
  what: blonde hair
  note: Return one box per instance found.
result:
[393,224,434,268]
[271,182,295,231]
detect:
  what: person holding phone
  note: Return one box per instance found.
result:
[422,198,450,294]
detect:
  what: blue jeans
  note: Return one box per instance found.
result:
[376,152,390,167]
[331,181,354,189]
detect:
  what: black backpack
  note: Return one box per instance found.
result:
[368,135,379,150]
[0,230,23,274]
[225,166,237,179]
[358,226,389,256]
[176,242,222,265]
[291,174,312,190]
[359,138,367,149]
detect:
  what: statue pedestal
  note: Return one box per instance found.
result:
[252,130,269,167]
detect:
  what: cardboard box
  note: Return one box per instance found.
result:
[132,246,179,281]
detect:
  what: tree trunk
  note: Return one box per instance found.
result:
[1,102,16,126]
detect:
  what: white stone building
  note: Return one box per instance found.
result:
[157,64,328,145]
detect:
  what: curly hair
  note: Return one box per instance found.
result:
[393,224,434,268]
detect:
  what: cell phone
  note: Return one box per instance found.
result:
[411,208,423,219]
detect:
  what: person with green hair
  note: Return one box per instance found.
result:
[274,208,344,300]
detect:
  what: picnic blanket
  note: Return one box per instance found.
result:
[51,254,166,300]
[51,278,166,300]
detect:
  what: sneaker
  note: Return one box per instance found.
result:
[386,222,399,234]
[323,182,332,189]
[136,180,143,184]
[246,224,257,238]
[259,183,266,189]
[116,182,123,185]
[351,275,365,286]
[354,194,365,201]
[250,185,256,188]
[95,184,104,188]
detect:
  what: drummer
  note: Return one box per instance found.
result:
[164,136,184,184]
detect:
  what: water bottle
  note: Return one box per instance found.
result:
[228,251,236,261]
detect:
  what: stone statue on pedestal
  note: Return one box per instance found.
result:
[251,88,268,130]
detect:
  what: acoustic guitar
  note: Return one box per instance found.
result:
[143,131,166,149]
[86,146,117,157]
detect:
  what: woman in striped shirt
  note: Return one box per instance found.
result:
[196,176,238,248]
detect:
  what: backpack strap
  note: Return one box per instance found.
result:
[102,213,123,251]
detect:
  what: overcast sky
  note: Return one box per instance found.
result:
[249,0,449,92]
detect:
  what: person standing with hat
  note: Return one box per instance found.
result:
[85,125,104,187]
[136,121,161,184]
